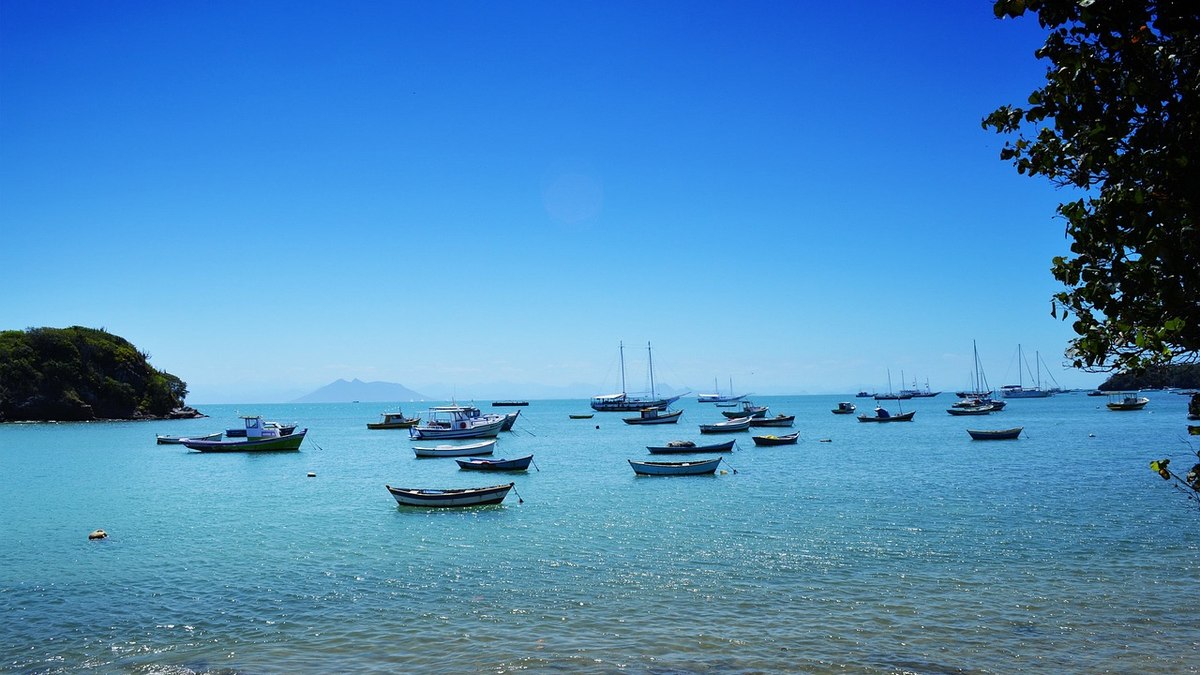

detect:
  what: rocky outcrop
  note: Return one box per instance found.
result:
[0,326,198,422]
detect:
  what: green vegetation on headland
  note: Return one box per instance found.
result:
[0,326,200,422]
[1099,364,1200,392]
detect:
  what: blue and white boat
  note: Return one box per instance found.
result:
[385,482,515,507]
[455,454,534,471]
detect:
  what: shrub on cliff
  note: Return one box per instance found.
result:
[0,326,189,421]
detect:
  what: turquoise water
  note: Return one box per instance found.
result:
[2,394,1197,674]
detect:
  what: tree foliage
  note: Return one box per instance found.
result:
[0,326,189,422]
[983,0,1200,373]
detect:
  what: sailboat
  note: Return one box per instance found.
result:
[956,340,995,398]
[697,377,748,404]
[949,340,1006,411]
[1000,344,1053,399]
[874,369,912,400]
[899,376,940,398]
[590,341,685,412]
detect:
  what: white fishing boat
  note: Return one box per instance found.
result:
[409,405,506,440]
[412,439,498,457]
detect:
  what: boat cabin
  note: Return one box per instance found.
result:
[240,415,281,439]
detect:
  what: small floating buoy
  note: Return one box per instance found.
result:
[1088,433,1096,437]
[88,529,107,540]
[595,425,599,429]
[307,472,316,478]
[720,470,728,475]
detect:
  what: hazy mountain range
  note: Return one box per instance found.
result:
[290,378,692,403]
[291,379,430,403]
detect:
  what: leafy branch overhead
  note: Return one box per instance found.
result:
[983,0,1199,373]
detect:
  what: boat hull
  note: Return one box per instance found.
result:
[455,455,534,471]
[386,483,514,507]
[156,432,222,444]
[748,415,794,427]
[591,394,683,412]
[409,418,505,440]
[412,440,497,457]
[946,406,995,416]
[646,439,736,454]
[967,427,1023,440]
[627,457,722,476]
[184,429,307,452]
[367,420,420,429]
[699,417,752,433]
[622,409,683,425]
[857,411,916,423]
[751,433,799,446]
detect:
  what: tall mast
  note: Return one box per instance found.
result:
[647,341,656,398]
[619,341,627,395]
[1018,344,1024,387]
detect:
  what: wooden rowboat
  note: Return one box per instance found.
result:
[622,408,683,425]
[946,405,995,416]
[966,427,1023,440]
[645,439,736,454]
[628,457,722,476]
[385,482,515,507]
[455,454,534,471]
[748,414,794,427]
[156,432,222,444]
[699,416,752,433]
[751,432,799,446]
[722,404,769,419]
[412,439,497,458]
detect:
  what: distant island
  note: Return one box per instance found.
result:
[293,378,429,403]
[0,326,201,422]
[1098,364,1200,391]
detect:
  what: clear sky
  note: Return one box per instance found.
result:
[0,1,1107,403]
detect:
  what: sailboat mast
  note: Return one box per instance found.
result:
[1018,344,1024,388]
[647,341,656,398]
[619,341,627,395]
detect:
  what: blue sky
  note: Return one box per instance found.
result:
[0,1,1106,403]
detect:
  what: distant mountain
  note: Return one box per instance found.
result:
[292,379,429,403]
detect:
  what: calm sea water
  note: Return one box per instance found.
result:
[2,394,1198,674]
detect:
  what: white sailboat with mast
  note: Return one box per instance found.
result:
[590,341,685,412]
[1001,344,1053,398]
[697,377,749,404]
